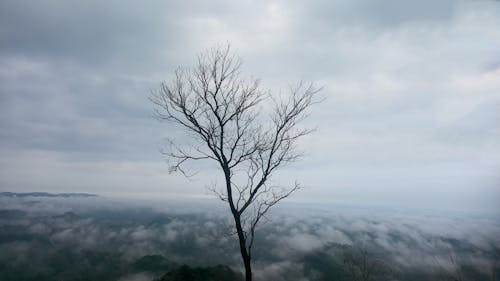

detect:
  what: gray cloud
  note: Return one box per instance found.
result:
[0,0,499,213]
[0,1,187,71]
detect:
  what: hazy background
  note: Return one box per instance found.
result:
[0,0,499,214]
[0,195,498,281]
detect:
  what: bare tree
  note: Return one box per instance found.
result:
[435,249,500,281]
[150,45,321,281]
[343,246,391,281]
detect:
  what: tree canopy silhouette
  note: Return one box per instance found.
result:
[151,44,321,281]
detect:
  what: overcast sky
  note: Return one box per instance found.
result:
[0,0,499,213]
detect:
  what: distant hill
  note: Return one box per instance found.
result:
[0,192,98,198]
[132,255,178,274]
[156,265,243,281]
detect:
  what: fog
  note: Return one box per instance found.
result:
[1,194,498,281]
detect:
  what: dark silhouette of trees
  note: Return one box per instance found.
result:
[156,264,242,281]
[151,44,321,281]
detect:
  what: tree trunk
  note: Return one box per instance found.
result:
[233,213,252,281]
[222,163,253,281]
[243,252,252,281]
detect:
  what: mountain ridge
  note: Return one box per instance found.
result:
[0,192,98,198]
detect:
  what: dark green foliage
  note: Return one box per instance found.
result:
[156,264,243,281]
[0,249,126,281]
[133,254,179,273]
[301,251,350,281]
[0,252,170,281]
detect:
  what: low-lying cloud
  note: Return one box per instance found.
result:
[1,196,497,280]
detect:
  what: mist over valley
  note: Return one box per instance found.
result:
[0,193,498,281]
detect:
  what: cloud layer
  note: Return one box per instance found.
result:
[0,196,498,280]
[0,0,499,212]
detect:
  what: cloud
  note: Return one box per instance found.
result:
[0,1,188,71]
[1,196,499,280]
[0,0,499,214]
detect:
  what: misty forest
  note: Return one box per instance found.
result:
[1,0,500,281]
[0,193,498,281]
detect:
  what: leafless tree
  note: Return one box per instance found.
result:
[150,45,321,281]
[435,249,500,281]
[343,246,391,281]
